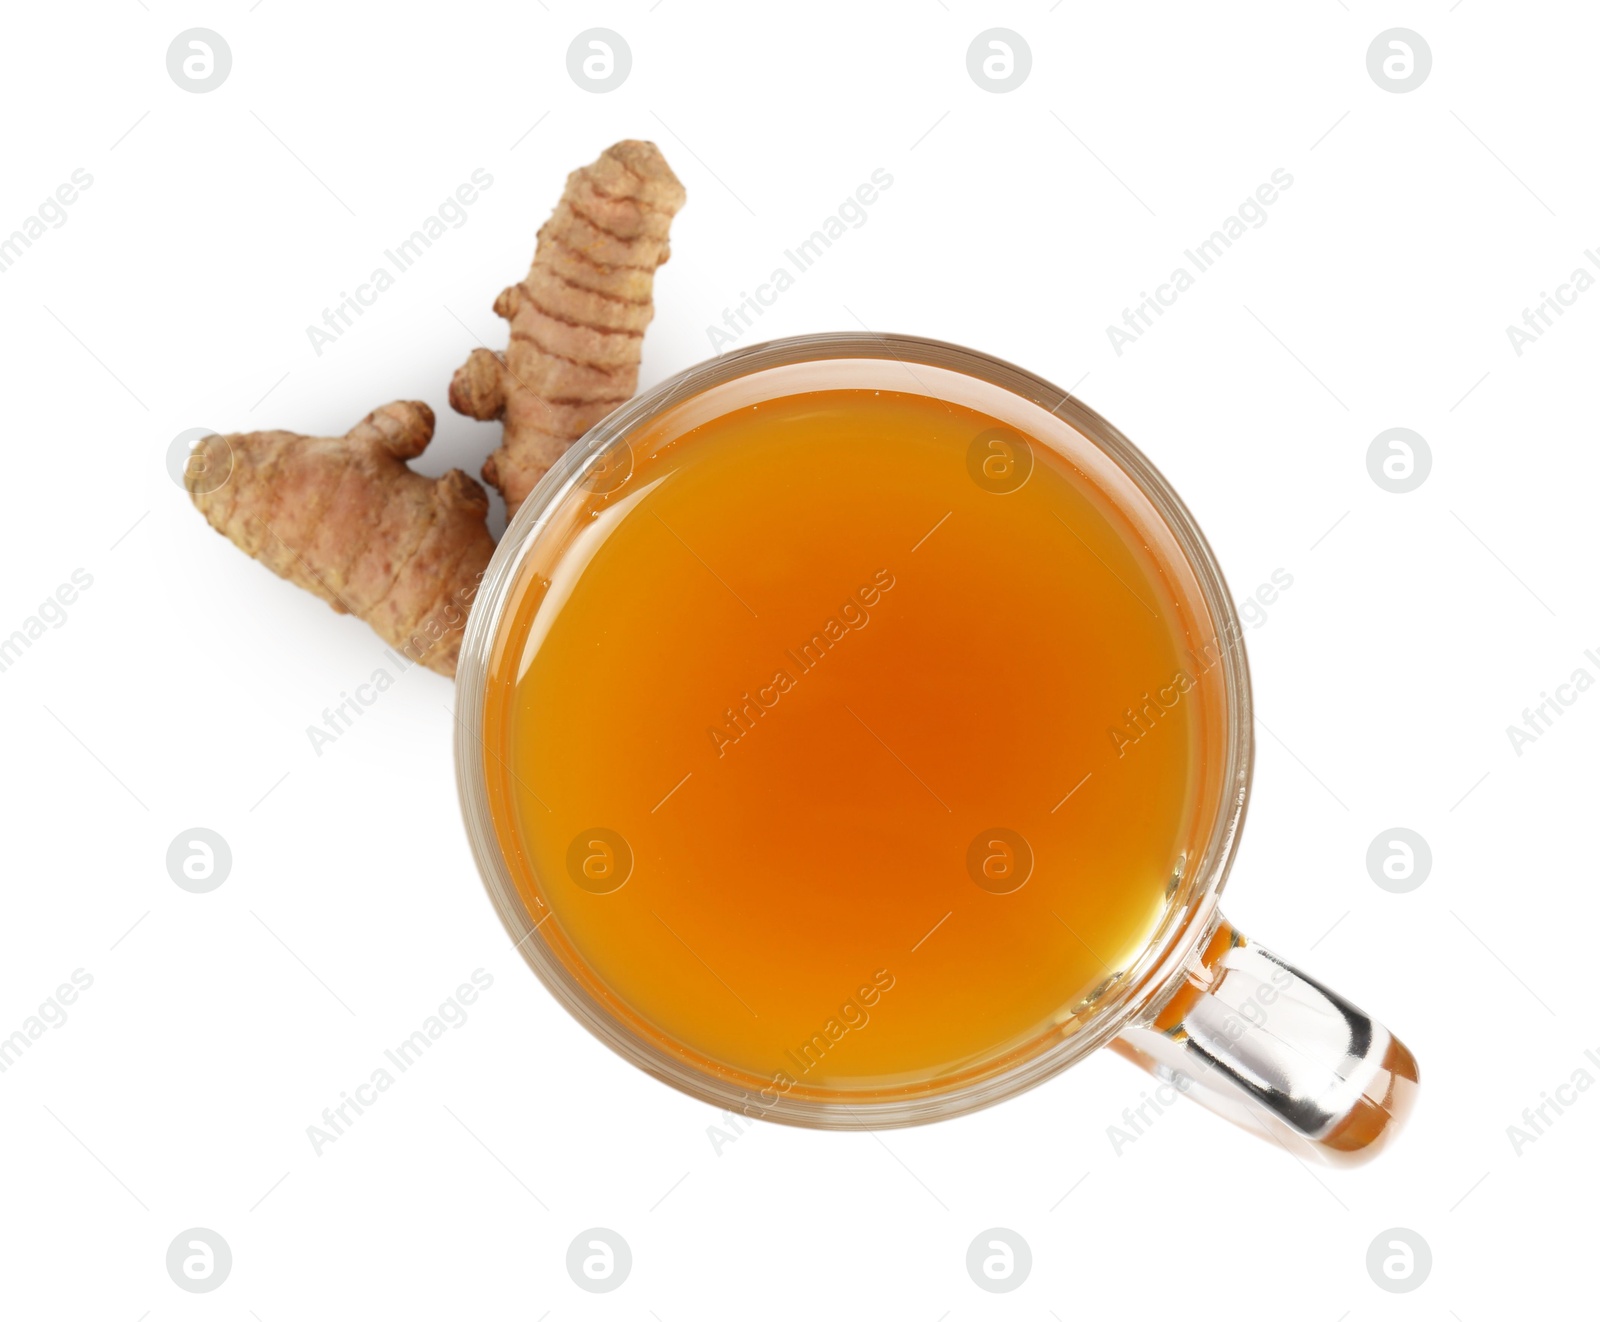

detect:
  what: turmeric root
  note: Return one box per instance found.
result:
[450,139,686,516]
[185,401,494,677]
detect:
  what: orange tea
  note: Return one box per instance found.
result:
[482,374,1230,1101]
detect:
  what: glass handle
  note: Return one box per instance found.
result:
[1113,918,1419,1166]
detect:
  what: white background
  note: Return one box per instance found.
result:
[1,2,1594,1317]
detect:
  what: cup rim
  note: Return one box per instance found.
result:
[453,331,1255,1128]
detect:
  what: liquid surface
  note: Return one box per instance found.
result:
[484,386,1224,1096]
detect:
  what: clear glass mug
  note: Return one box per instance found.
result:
[454,333,1419,1166]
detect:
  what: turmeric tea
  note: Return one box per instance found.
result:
[483,382,1229,1096]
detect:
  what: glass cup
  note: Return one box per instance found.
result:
[454,333,1419,1166]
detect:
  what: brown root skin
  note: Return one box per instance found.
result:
[185,401,495,677]
[450,138,686,516]
[449,347,507,422]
